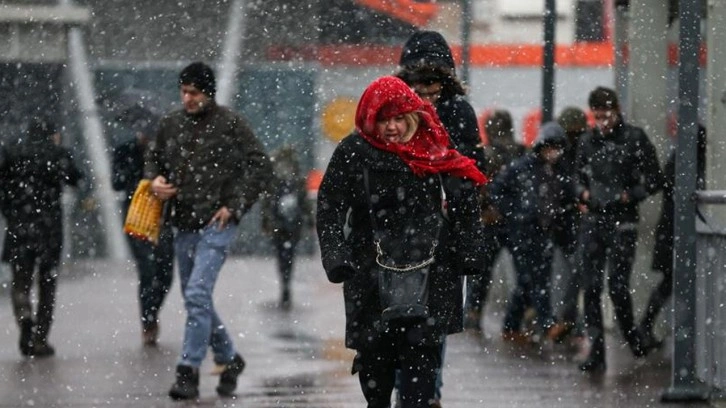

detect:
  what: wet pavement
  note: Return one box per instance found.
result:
[0,255,714,407]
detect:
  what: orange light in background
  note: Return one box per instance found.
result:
[321,97,357,142]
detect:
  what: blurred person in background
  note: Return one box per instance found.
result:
[260,145,311,310]
[0,117,83,357]
[316,76,486,408]
[638,124,706,349]
[551,106,590,342]
[111,107,173,346]
[465,109,527,331]
[488,122,572,344]
[575,86,664,372]
[146,62,271,399]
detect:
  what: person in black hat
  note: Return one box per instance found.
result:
[0,116,83,358]
[146,62,272,399]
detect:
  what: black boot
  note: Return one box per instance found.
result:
[579,336,606,373]
[169,365,199,400]
[216,353,246,397]
[18,320,34,357]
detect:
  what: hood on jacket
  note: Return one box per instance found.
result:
[533,122,567,153]
[399,31,455,71]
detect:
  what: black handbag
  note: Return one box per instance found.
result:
[363,169,445,325]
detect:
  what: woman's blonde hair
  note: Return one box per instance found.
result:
[401,112,420,142]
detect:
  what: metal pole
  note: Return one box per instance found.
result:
[542,0,556,123]
[460,0,472,87]
[613,2,629,111]
[60,0,128,260]
[662,0,709,401]
[216,0,246,107]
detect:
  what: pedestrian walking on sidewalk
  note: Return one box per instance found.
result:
[488,122,572,344]
[316,76,487,408]
[260,145,311,310]
[145,62,271,399]
[0,117,83,358]
[111,111,173,346]
[575,86,664,372]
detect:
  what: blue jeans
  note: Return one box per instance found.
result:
[175,223,237,367]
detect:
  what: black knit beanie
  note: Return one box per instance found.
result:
[179,62,216,98]
[399,31,456,71]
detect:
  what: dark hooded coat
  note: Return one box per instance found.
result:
[398,31,487,173]
[0,125,82,266]
[316,77,486,350]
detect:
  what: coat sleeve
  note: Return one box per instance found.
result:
[446,177,486,275]
[144,117,168,180]
[316,141,359,283]
[447,99,487,173]
[628,129,664,203]
[221,115,272,220]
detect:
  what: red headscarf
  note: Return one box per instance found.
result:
[355,76,487,186]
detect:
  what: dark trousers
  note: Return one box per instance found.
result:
[466,227,509,314]
[640,268,672,335]
[354,336,440,408]
[127,225,174,328]
[11,251,57,343]
[580,216,641,360]
[503,226,555,331]
[273,233,299,291]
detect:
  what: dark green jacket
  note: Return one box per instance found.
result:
[145,103,271,231]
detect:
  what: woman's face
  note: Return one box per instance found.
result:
[376,114,412,144]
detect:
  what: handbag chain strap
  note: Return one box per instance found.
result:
[363,167,444,272]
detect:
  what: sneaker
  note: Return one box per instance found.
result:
[216,353,246,397]
[169,365,199,400]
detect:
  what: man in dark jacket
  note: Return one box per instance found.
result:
[145,62,271,399]
[576,87,664,372]
[0,117,82,357]
[112,116,173,346]
[488,122,572,343]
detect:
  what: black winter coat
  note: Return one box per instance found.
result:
[575,121,664,222]
[0,140,81,265]
[145,103,271,231]
[112,139,145,208]
[436,95,487,173]
[316,133,485,350]
[488,153,573,235]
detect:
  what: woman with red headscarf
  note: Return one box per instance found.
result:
[316,76,487,408]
